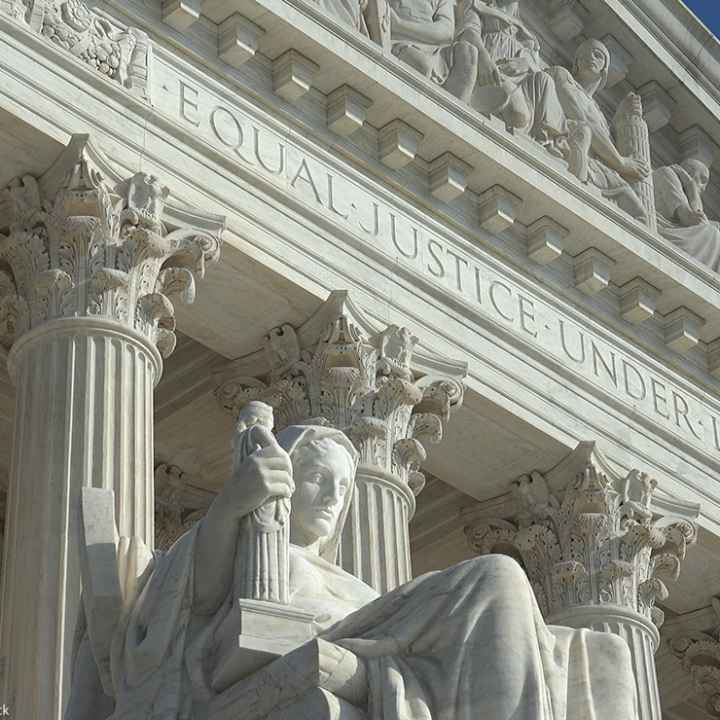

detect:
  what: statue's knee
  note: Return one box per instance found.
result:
[481,553,528,589]
[454,40,479,69]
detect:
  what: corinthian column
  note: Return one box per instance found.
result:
[216,291,465,594]
[465,442,697,720]
[0,135,223,717]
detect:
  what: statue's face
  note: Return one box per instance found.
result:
[291,440,354,543]
[575,42,607,79]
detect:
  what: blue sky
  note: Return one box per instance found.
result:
[683,0,720,36]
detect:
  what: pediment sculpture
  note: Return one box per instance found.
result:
[2,0,152,100]
[68,401,639,720]
[294,0,720,270]
[653,159,720,272]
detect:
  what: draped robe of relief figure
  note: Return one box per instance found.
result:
[69,417,638,720]
[547,38,649,220]
[654,159,720,271]
[444,0,566,143]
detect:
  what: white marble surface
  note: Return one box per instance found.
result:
[67,415,639,719]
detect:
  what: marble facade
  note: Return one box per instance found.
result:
[1,0,720,718]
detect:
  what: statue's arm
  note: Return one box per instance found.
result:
[192,426,294,615]
[552,70,646,180]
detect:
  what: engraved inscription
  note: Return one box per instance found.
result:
[155,65,720,457]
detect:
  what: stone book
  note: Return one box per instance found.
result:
[208,638,367,720]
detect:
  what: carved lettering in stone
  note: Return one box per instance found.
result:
[155,67,720,459]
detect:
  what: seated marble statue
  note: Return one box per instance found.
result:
[547,39,649,220]
[654,159,720,271]
[69,414,638,720]
[444,0,565,143]
[388,0,455,83]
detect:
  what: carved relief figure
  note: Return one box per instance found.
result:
[654,159,720,270]
[444,0,565,143]
[70,410,638,720]
[3,0,152,99]
[388,0,455,83]
[548,39,649,220]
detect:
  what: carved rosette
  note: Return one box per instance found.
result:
[0,136,223,359]
[216,311,464,494]
[2,0,152,100]
[466,442,697,627]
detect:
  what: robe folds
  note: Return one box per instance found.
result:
[107,528,638,720]
[654,164,720,271]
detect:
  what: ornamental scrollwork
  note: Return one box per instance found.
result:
[670,598,720,718]
[0,136,223,358]
[466,442,697,626]
[1,0,152,100]
[216,312,464,492]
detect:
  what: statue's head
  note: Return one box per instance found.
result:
[681,159,710,192]
[275,424,358,562]
[573,38,610,92]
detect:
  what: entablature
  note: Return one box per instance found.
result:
[57,0,720,363]
[6,1,720,533]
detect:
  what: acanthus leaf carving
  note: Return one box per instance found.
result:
[0,136,224,358]
[2,0,153,101]
[215,292,466,493]
[465,441,698,625]
[670,598,720,718]
[154,462,216,550]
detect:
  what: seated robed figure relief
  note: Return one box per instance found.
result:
[653,159,720,272]
[318,0,720,269]
[70,402,638,720]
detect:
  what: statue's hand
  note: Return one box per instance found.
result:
[619,155,650,181]
[678,206,708,226]
[224,426,294,519]
[497,56,529,77]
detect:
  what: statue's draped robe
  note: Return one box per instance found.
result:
[457,1,565,140]
[548,66,645,220]
[108,529,637,720]
[654,164,720,270]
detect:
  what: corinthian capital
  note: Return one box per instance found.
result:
[466,441,698,627]
[155,462,215,550]
[669,598,720,717]
[0,135,224,357]
[215,291,466,492]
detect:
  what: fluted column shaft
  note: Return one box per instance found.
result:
[339,466,415,592]
[0,319,160,717]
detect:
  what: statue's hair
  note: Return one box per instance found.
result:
[291,436,356,479]
[573,38,610,94]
